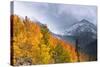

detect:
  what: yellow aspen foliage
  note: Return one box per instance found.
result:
[11,15,83,66]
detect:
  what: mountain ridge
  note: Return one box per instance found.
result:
[63,19,97,36]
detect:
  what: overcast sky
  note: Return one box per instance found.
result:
[12,1,97,35]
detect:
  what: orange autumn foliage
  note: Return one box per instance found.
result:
[11,15,79,65]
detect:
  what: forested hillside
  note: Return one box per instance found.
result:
[11,15,89,66]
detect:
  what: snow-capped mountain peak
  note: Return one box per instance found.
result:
[63,19,97,36]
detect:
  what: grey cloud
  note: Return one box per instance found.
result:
[14,1,97,34]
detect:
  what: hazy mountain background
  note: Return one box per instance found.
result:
[53,19,97,58]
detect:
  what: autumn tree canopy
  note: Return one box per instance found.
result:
[11,15,80,66]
